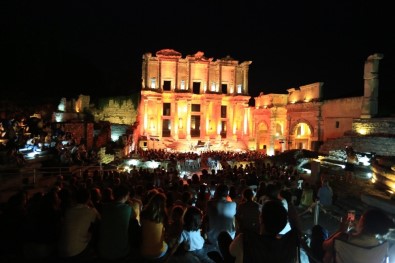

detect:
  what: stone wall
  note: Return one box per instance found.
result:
[352,118,395,136]
[321,96,363,141]
[62,122,94,150]
[319,117,395,156]
[351,137,395,156]
[93,96,138,125]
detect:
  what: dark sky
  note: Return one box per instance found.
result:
[5,0,395,108]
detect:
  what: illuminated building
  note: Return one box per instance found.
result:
[135,50,385,154]
[137,49,252,152]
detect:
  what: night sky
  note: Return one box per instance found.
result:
[5,0,395,111]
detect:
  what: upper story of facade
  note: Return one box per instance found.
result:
[141,49,252,96]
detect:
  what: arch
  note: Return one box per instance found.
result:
[289,119,314,150]
[258,122,268,132]
[256,121,269,153]
[291,119,314,137]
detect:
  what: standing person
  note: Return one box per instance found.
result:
[344,146,358,183]
[317,179,333,207]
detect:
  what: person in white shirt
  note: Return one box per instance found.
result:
[178,206,205,251]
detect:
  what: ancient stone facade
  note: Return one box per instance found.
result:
[92,96,138,125]
[135,50,386,155]
[137,49,252,151]
[48,51,389,156]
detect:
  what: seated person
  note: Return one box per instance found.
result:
[209,200,299,263]
[203,184,237,245]
[323,208,394,263]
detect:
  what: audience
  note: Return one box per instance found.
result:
[1,149,394,263]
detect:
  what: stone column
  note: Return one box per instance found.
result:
[232,103,237,141]
[173,99,178,140]
[156,100,161,137]
[187,100,191,140]
[205,100,211,141]
[143,99,148,135]
[361,53,383,118]
[243,67,249,95]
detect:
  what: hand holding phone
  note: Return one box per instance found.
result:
[347,210,356,222]
[346,210,356,233]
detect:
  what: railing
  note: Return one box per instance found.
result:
[0,165,118,188]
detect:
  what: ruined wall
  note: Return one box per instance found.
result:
[320,118,395,156]
[321,96,363,140]
[93,96,138,125]
[62,122,94,149]
[352,118,395,136]
[287,82,323,104]
[320,136,395,157]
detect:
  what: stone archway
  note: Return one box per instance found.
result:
[290,120,314,150]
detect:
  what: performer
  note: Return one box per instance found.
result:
[344,146,358,183]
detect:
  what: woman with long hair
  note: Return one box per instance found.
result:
[140,192,169,261]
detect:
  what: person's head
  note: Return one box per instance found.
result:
[214,184,229,199]
[357,208,394,236]
[181,191,193,205]
[265,183,280,200]
[113,184,130,202]
[279,189,292,203]
[141,192,167,223]
[102,187,114,202]
[170,205,184,223]
[143,188,159,206]
[183,206,203,232]
[75,187,91,204]
[229,185,237,200]
[321,178,329,186]
[199,184,207,194]
[90,187,102,203]
[192,173,200,184]
[242,188,254,201]
[260,200,288,236]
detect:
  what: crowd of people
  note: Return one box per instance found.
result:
[0,149,394,263]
